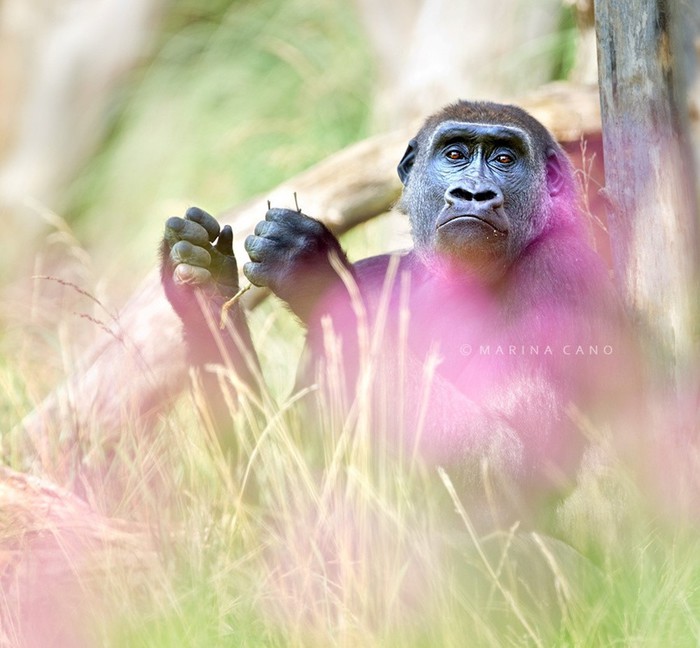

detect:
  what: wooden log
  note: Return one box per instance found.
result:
[20,83,603,456]
[595,0,700,393]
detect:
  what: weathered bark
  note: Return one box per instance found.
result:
[20,83,603,462]
[595,0,700,393]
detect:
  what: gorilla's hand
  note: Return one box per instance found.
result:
[161,206,239,323]
[243,207,350,322]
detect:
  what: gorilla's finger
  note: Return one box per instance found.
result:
[265,209,323,240]
[186,206,220,242]
[244,234,277,262]
[171,240,211,268]
[242,261,269,288]
[215,225,234,257]
[254,220,277,238]
[165,217,210,246]
[174,263,212,286]
[215,254,239,288]
[164,217,185,248]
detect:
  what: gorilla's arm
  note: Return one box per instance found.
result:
[161,207,261,431]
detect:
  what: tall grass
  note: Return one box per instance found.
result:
[5,277,695,647]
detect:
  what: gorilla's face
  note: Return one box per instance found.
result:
[397,113,568,281]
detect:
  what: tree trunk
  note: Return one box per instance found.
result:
[595,0,700,394]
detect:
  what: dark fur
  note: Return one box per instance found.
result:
[160,101,626,518]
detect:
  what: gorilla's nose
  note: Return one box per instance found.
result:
[445,183,504,212]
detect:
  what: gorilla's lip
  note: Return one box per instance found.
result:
[437,213,508,235]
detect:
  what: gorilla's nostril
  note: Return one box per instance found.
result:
[449,187,474,201]
[475,190,497,202]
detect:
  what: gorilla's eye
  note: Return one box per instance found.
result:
[445,149,465,161]
[494,153,515,165]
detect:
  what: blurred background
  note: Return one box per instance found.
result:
[0,0,591,401]
[0,0,588,285]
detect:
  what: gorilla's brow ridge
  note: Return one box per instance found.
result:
[427,121,533,156]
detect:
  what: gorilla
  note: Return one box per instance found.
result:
[161,101,626,515]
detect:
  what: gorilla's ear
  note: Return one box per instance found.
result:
[545,150,566,196]
[397,139,418,185]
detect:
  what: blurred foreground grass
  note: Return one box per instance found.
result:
[4,284,700,646]
[7,313,700,647]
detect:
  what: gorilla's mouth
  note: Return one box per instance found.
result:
[437,213,508,235]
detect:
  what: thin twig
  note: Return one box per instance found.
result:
[219,284,252,329]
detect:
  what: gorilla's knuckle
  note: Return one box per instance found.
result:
[253,220,270,237]
[163,218,185,247]
[185,206,208,221]
[243,261,269,287]
[172,239,192,254]
[267,221,290,239]
[304,216,325,235]
[265,207,288,222]
[246,236,272,262]
[186,206,220,240]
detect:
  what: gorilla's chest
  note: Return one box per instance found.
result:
[405,279,500,382]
